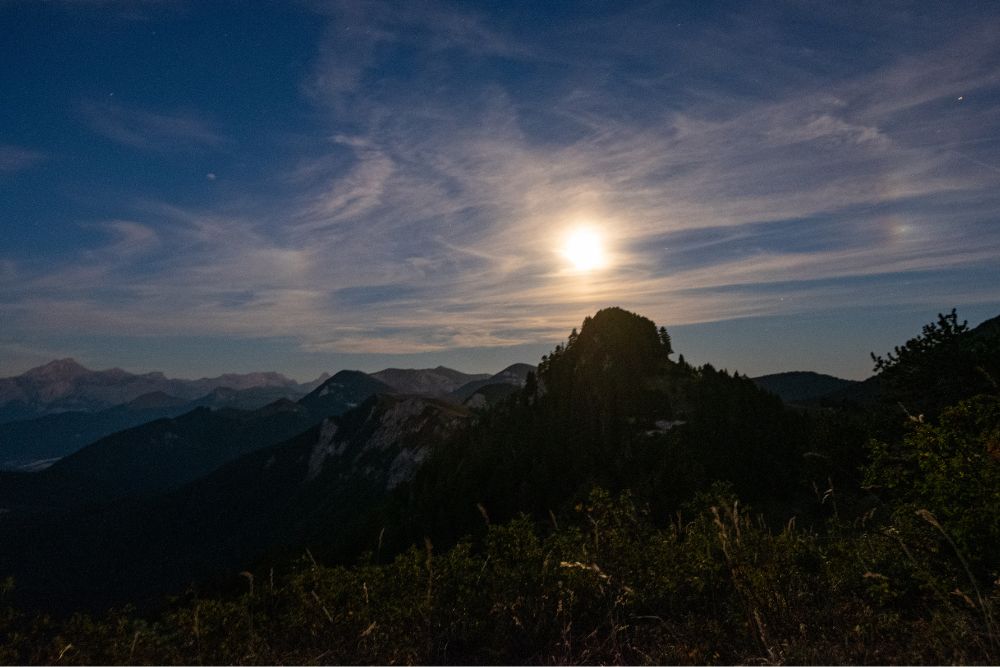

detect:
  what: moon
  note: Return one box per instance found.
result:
[562,228,606,272]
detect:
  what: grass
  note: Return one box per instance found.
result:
[1,486,997,665]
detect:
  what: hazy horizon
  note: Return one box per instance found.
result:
[4,304,999,383]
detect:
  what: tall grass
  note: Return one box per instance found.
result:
[1,487,996,665]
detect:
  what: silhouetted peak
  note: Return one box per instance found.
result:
[552,307,665,374]
[581,307,659,340]
[299,370,394,415]
[497,363,536,377]
[305,370,387,398]
[536,308,676,414]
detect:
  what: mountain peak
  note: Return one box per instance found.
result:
[329,369,377,382]
[22,358,91,379]
[547,307,666,374]
[299,370,394,417]
[499,363,536,375]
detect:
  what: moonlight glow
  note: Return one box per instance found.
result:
[562,228,607,272]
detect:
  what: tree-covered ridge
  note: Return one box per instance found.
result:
[873,308,1000,420]
[1,307,998,664]
[391,307,814,551]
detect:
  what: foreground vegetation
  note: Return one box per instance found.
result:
[1,309,998,664]
[2,474,997,664]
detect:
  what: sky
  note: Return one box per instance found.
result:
[2,0,1000,381]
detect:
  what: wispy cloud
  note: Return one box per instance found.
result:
[0,145,45,172]
[5,2,1000,367]
[82,100,223,151]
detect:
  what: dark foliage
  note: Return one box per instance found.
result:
[872,309,1000,420]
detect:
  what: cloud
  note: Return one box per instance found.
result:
[82,100,223,151]
[0,145,45,172]
[90,220,161,258]
[302,0,533,107]
[5,3,1000,363]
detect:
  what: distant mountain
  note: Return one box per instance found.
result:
[0,385,315,472]
[751,371,859,404]
[0,367,507,476]
[371,366,491,396]
[0,401,314,508]
[750,313,1000,409]
[0,367,396,508]
[299,370,395,415]
[0,394,470,611]
[0,395,188,472]
[121,391,189,410]
[449,363,535,402]
[0,358,324,423]
[806,375,882,407]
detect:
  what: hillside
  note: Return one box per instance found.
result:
[0,395,470,611]
[0,385,315,471]
[0,370,396,509]
[751,371,859,403]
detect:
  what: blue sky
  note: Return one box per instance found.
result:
[2,0,1000,380]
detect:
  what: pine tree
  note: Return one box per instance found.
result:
[658,326,673,356]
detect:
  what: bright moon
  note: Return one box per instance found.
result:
[562,228,606,272]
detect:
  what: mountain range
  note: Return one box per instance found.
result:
[0,367,520,610]
[0,358,329,424]
[0,386,321,472]
[0,309,799,611]
[1,308,996,616]
[0,363,534,471]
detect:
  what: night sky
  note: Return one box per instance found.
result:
[2,1,1000,380]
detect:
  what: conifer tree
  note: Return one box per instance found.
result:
[658,326,673,356]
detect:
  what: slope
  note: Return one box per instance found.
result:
[0,395,470,612]
[0,385,313,471]
[0,370,394,508]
